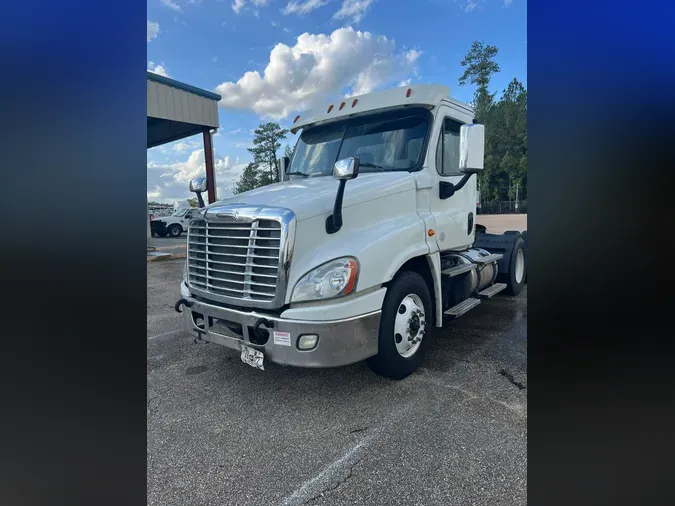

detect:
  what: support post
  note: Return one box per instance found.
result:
[203,129,216,204]
[515,183,519,213]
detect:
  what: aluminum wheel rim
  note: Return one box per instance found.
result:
[514,248,525,283]
[394,293,426,358]
[170,228,179,236]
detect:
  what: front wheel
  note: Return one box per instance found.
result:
[367,271,432,380]
[167,224,182,237]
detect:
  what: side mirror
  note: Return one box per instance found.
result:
[189,177,208,193]
[459,124,485,174]
[188,177,207,208]
[277,156,290,182]
[333,157,360,180]
[326,157,360,234]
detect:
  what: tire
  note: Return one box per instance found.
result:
[521,231,527,284]
[367,271,432,380]
[503,236,526,296]
[167,224,182,237]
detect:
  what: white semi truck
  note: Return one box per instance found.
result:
[175,85,527,379]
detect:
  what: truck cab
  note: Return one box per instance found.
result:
[176,84,526,379]
[151,207,199,238]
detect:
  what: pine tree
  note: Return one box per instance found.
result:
[235,162,260,194]
[458,42,527,209]
[458,41,501,124]
[284,144,294,160]
[247,122,289,187]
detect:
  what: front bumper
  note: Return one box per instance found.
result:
[151,221,167,235]
[178,283,381,368]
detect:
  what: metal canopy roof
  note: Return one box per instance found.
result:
[147,72,221,148]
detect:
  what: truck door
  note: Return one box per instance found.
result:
[182,209,195,230]
[427,107,476,251]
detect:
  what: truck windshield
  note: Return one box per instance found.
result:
[289,108,429,177]
[173,209,188,217]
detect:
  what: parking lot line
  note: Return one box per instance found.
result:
[280,401,417,506]
[147,329,185,341]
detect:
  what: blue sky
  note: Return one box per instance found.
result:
[147,0,526,203]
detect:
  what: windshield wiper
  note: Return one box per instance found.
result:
[358,162,386,172]
[286,171,309,178]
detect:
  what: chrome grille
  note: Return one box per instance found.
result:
[187,218,282,303]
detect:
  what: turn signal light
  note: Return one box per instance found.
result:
[327,105,334,113]
[406,88,412,98]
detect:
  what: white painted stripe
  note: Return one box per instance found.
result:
[147,329,184,341]
[280,401,415,506]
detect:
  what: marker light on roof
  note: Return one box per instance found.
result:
[406,88,412,98]
[352,99,358,107]
[339,102,345,110]
[327,105,334,113]
[294,115,300,123]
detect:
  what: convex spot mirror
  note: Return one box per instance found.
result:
[459,124,485,174]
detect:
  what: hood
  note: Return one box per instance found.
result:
[210,172,416,220]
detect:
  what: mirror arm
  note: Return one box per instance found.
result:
[439,172,476,200]
[325,180,347,234]
[196,192,205,208]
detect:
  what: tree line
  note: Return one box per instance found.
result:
[459,41,527,209]
[233,40,526,206]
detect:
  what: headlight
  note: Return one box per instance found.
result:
[291,257,359,303]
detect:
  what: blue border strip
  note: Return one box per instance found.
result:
[147,72,221,101]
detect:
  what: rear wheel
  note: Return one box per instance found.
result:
[367,271,432,380]
[156,231,168,238]
[503,236,526,296]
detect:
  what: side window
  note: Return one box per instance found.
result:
[435,118,462,176]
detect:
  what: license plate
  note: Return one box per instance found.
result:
[240,345,264,371]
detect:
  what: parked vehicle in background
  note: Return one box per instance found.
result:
[175,84,527,379]
[151,207,199,237]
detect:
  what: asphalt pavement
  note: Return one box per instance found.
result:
[149,234,187,251]
[148,259,527,506]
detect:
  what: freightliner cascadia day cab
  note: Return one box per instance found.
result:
[175,85,527,379]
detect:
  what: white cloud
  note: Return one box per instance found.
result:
[161,0,182,11]
[215,27,421,120]
[232,0,269,14]
[461,0,482,12]
[404,49,422,65]
[147,21,160,42]
[173,140,200,152]
[147,148,248,202]
[333,0,373,23]
[398,78,412,87]
[283,0,329,16]
[148,62,170,77]
[504,0,513,6]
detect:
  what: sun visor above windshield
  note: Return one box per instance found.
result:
[290,84,452,134]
